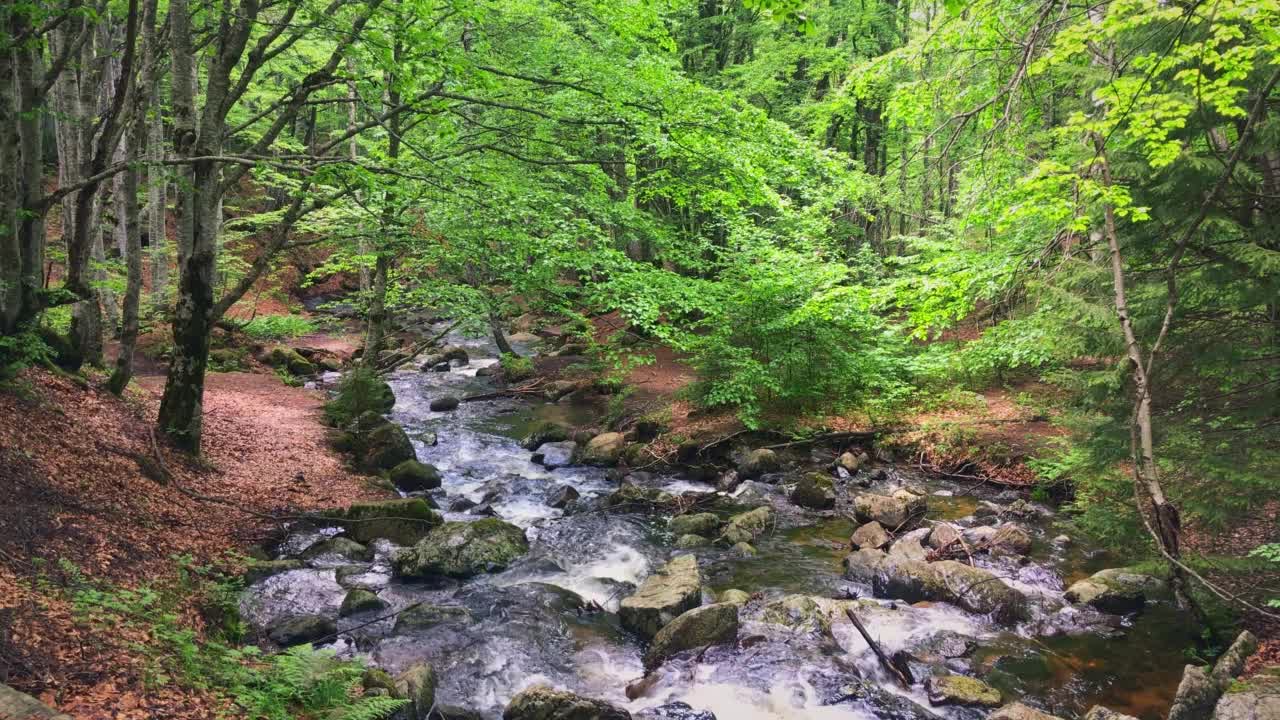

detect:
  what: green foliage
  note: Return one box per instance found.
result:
[0,325,53,380]
[63,558,404,720]
[1248,544,1280,608]
[323,367,394,428]
[500,353,535,382]
[238,315,320,340]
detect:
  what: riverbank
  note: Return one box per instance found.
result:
[0,363,387,718]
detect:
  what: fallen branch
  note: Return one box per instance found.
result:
[462,378,547,402]
[762,431,879,451]
[844,607,912,688]
[374,319,461,375]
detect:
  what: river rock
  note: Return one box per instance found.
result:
[266,345,316,375]
[927,675,1002,707]
[267,614,335,646]
[991,703,1067,720]
[579,432,626,465]
[644,602,739,670]
[545,484,580,509]
[327,498,442,545]
[928,523,962,549]
[1171,666,1224,720]
[635,702,716,720]
[738,448,780,479]
[503,685,631,720]
[843,548,888,585]
[389,459,442,492]
[339,588,386,616]
[533,441,577,469]
[300,537,372,564]
[392,603,473,632]
[430,395,461,412]
[675,534,710,548]
[719,506,775,545]
[395,662,438,720]
[790,472,836,509]
[731,542,758,557]
[521,421,571,450]
[1212,668,1280,720]
[619,554,702,640]
[850,521,892,550]
[393,519,529,579]
[1065,568,1165,614]
[716,470,741,493]
[871,556,1027,624]
[719,589,751,605]
[908,629,977,661]
[1085,707,1140,720]
[670,512,721,537]
[1213,631,1259,686]
[362,420,417,471]
[837,451,868,474]
[988,524,1033,556]
[606,483,674,509]
[243,559,305,584]
[888,528,931,562]
[543,380,580,402]
[853,491,925,528]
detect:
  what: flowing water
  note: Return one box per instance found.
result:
[245,328,1196,720]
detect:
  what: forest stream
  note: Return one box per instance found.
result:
[241,326,1198,720]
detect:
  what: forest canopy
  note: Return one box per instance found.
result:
[2,0,1278,611]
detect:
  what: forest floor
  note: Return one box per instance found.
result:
[0,332,384,718]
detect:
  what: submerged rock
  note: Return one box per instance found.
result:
[644,602,739,670]
[430,395,461,412]
[544,484,580,509]
[990,703,1067,720]
[635,702,716,720]
[393,519,529,579]
[790,472,836,509]
[619,554,702,640]
[719,506,775,544]
[927,675,1002,707]
[327,498,442,545]
[503,685,631,720]
[392,603,473,633]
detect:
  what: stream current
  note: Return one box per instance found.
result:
[242,327,1196,720]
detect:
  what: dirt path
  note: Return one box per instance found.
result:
[0,368,385,718]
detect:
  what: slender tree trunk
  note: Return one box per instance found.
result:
[347,57,369,293]
[148,91,168,313]
[0,19,21,335]
[362,255,390,367]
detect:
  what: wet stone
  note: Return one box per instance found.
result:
[619,554,702,640]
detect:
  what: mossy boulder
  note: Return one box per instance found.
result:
[578,432,626,465]
[300,537,372,564]
[389,460,442,492]
[243,559,305,584]
[719,506,774,545]
[521,421,572,450]
[988,524,1033,556]
[738,448,779,478]
[392,519,529,579]
[339,589,387,616]
[865,555,1027,624]
[266,346,316,376]
[674,534,710,549]
[668,513,721,537]
[643,602,739,670]
[790,472,836,510]
[719,589,751,605]
[991,704,1067,720]
[363,422,417,471]
[605,483,674,509]
[619,554,702,640]
[1214,667,1280,720]
[853,491,925,528]
[395,663,438,720]
[502,685,631,720]
[392,603,473,633]
[927,675,1002,707]
[1065,567,1166,614]
[326,498,442,545]
[267,614,335,646]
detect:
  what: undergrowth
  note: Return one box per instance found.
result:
[57,556,404,720]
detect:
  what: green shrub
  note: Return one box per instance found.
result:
[239,315,319,340]
[685,248,912,427]
[500,353,535,382]
[323,367,396,428]
[65,559,405,720]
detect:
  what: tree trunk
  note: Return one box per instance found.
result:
[148,91,168,313]
[0,19,21,335]
[491,314,515,357]
[362,255,390,368]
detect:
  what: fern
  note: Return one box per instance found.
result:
[334,696,410,720]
